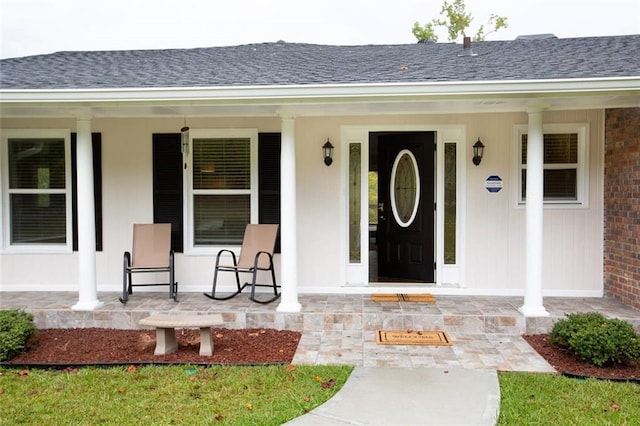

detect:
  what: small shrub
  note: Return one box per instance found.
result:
[549,312,608,348]
[549,312,640,367]
[0,309,36,361]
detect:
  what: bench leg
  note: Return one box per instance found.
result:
[155,327,178,355]
[199,327,213,356]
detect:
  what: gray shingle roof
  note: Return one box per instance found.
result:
[1,35,639,90]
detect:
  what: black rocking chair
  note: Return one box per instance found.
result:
[204,224,280,304]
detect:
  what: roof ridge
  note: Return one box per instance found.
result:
[2,34,639,61]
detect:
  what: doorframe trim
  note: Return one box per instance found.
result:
[340,124,467,288]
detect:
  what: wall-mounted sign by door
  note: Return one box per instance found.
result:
[485,175,503,193]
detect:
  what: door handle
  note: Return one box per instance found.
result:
[378,203,384,212]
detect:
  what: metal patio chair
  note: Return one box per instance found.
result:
[119,223,177,304]
[204,224,280,304]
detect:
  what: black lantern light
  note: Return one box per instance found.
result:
[323,139,334,166]
[472,138,484,166]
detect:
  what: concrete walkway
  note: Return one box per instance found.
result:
[284,367,500,425]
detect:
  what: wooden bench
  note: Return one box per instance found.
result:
[139,314,224,356]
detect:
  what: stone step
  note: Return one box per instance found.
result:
[29,308,552,335]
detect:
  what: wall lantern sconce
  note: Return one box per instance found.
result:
[323,139,334,166]
[472,138,485,166]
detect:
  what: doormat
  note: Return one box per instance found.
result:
[371,293,435,303]
[375,330,452,346]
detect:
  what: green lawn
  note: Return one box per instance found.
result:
[2,366,639,425]
[0,365,353,425]
[498,372,640,425]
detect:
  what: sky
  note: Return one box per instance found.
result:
[1,0,638,59]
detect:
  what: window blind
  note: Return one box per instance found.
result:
[194,194,250,245]
[192,137,251,245]
[521,133,578,164]
[521,133,579,201]
[192,138,250,190]
[8,138,67,244]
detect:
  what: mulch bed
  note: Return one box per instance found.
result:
[523,334,640,382]
[3,328,301,367]
[5,329,640,381]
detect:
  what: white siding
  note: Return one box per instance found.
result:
[0,111,604,296]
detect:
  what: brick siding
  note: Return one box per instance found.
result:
[604,107,640,309]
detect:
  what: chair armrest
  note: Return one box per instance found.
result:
[253,250,274,270]
[215,249,238,267]
[123,251,132,268]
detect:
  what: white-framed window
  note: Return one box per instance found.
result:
[1,130,73,252]
[184,129,258,254]
[516,123,589,206]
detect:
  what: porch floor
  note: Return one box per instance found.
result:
[2,292,638,372]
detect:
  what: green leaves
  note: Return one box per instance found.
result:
[412,0,508,43]
[550,312,640,366]
[0,310,36,362]
[412,22,437,43]
[440,0,473,41]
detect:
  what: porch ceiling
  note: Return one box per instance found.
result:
[1,78,639,118]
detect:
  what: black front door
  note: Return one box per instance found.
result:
[374,132,435,282]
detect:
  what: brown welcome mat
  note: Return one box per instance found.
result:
[371,293,436,303]
[375,330,452,346]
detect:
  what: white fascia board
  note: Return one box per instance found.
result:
[1,76,639,104]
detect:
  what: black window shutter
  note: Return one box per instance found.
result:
[258,133,281,253]
[72,133,103,251]
[152,133,183,253]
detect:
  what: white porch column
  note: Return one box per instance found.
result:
[520,110,549,317]
[72,118,103,311]
[277,116,302,312]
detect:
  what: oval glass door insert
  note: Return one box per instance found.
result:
[390,149,420,227]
